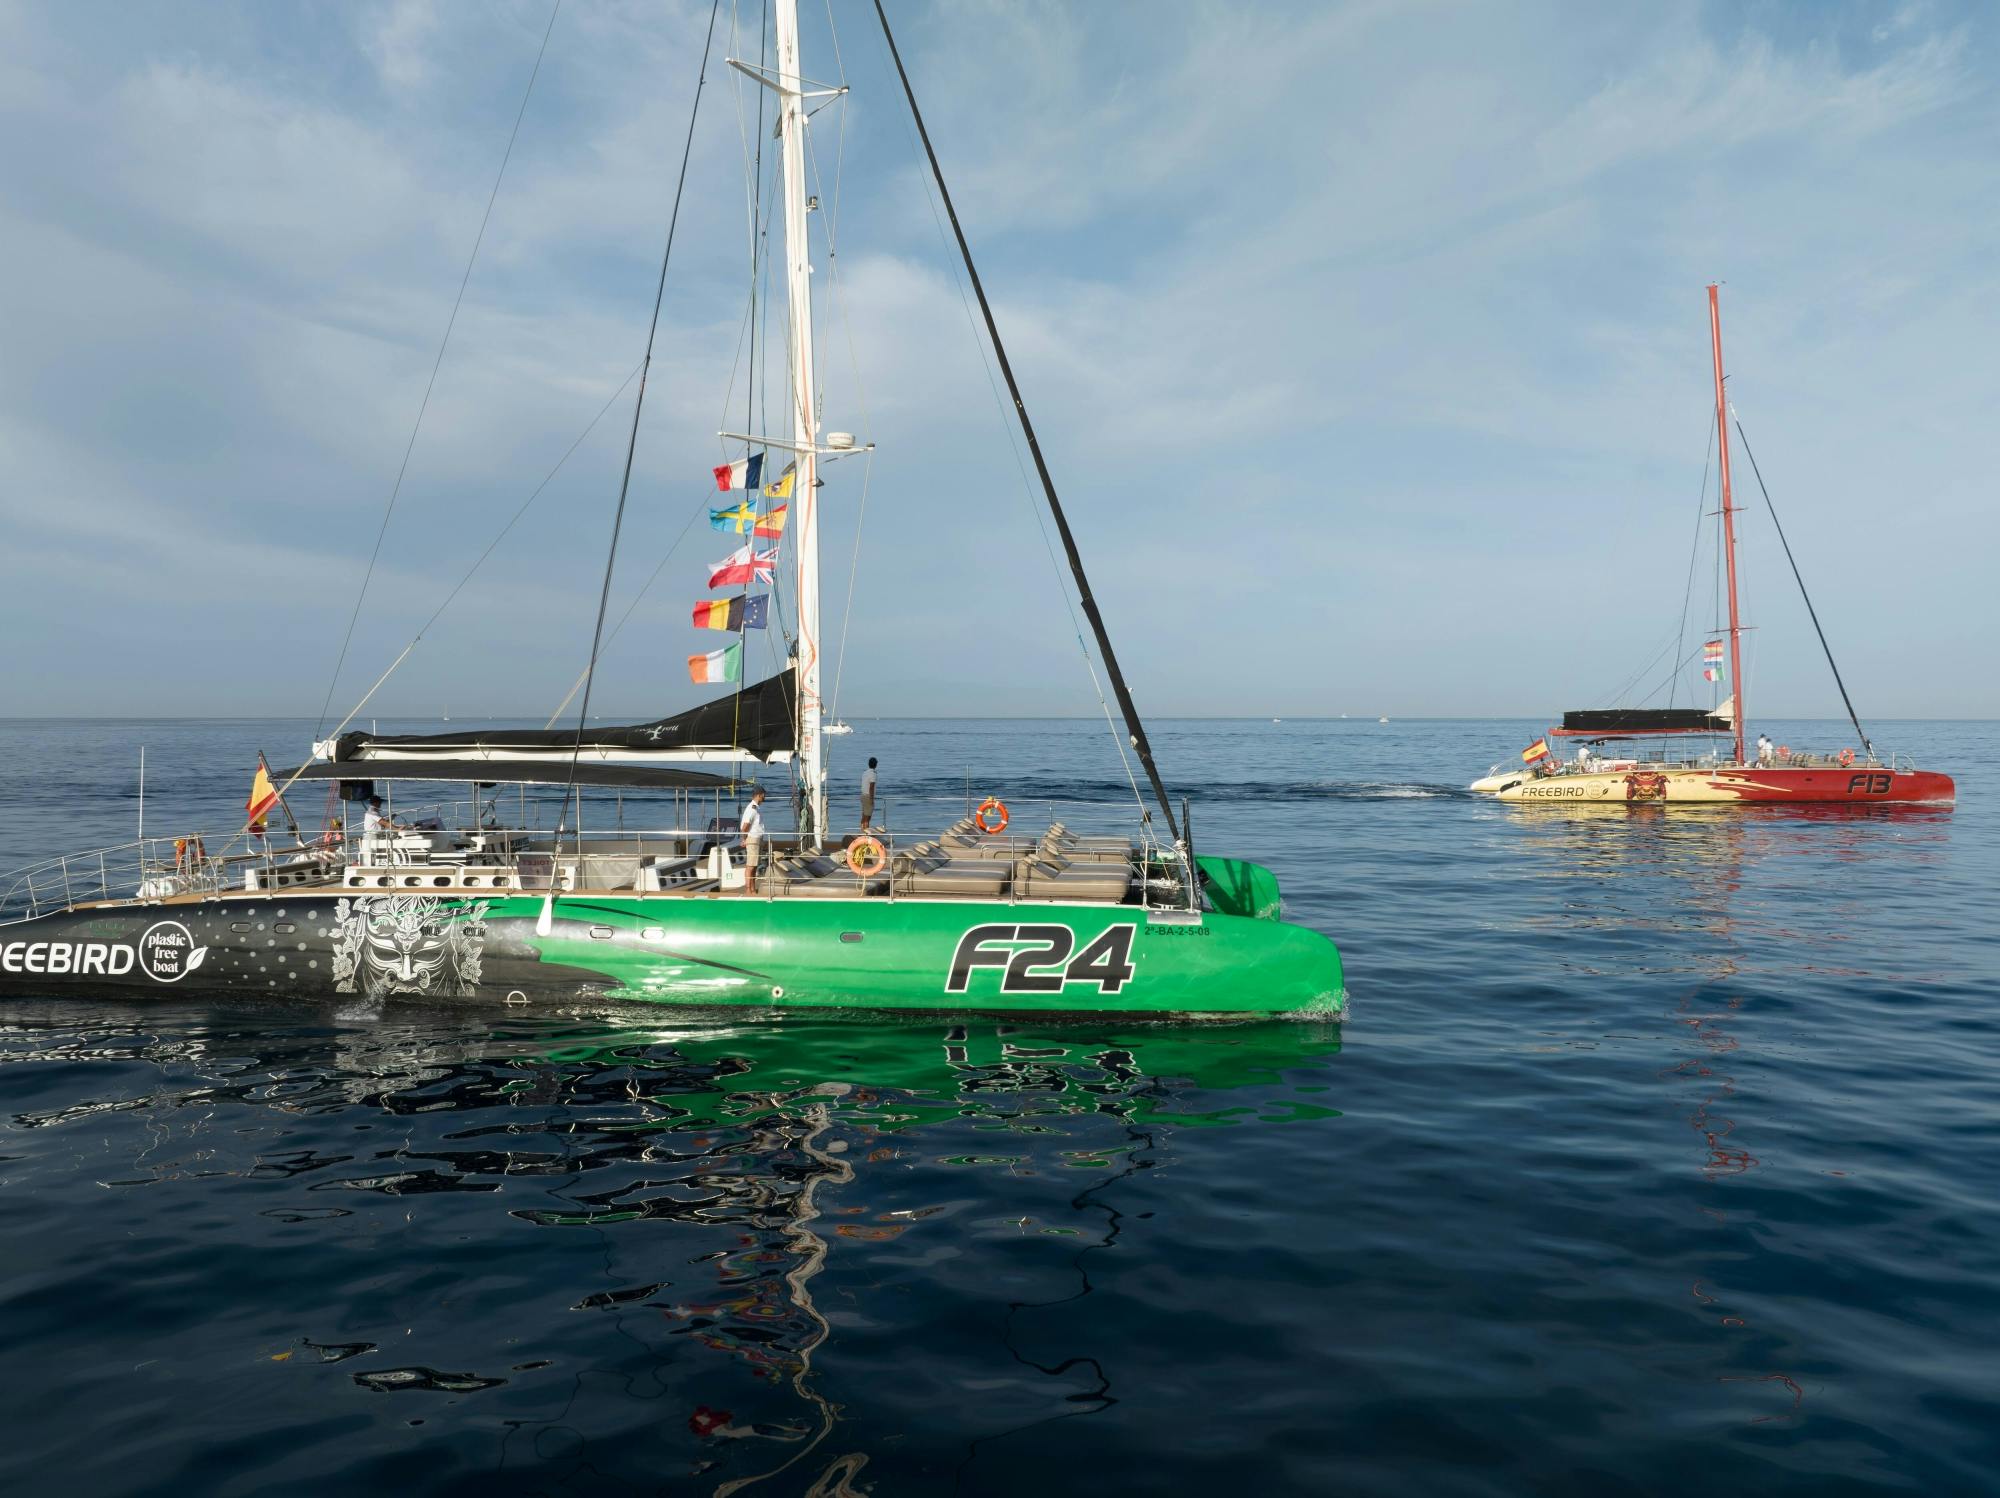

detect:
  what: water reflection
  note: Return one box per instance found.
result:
[1490,802,1960,1431]
[0,1006,1342,1493]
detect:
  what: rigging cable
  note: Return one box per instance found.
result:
[1669,413,1716,709]
[227,358,643,857]
[728,0,773,775]
[316,0,563,740]
[872,0,1174,841]
[545,0,725,934]
[1732,416,1874,759]
[805,29,875,729]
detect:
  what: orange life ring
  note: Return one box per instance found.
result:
[1838,748,1855,768]
[846,835,887,877]
[1777,745,1789,760]
[975,797,1009,835]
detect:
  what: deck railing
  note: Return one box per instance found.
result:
[1,835,242,925]
[2,798,1193,924]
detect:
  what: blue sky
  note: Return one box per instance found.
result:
[1,0,1993,725]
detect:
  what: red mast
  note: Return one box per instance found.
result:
[1708,284,1747,767]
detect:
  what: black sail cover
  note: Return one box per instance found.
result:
[1560,708,1730,735]
[333,670,798,762]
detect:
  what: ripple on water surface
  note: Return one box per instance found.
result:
[2,716,1997,1495]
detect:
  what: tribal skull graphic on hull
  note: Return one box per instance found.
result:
[1625,771,1669,802]
[331,896,490,998]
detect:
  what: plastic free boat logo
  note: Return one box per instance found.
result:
[138,921,208,983]
[945,923,1138,996]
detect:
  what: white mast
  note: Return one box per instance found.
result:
[773,0,824,846]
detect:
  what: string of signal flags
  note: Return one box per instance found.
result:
[688,454,796,685]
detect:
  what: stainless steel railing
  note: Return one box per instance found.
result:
[2,798,1186,923]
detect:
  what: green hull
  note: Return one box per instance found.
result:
[0,875,1344,1020]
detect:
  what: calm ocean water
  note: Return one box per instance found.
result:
[2,716,1995,1495]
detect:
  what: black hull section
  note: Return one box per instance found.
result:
[0,898,613,1004]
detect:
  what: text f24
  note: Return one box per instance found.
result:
[945,924,1137,996]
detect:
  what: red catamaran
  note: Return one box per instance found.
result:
[1475,286,1955,806]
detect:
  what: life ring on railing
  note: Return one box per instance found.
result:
[1777,745,1789,761]
[846,835,887,878]
[975,797,1009,835]
[1838,747,1855,768]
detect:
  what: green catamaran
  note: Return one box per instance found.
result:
[0,1,1342,1020]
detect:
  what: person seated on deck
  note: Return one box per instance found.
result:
[362,796,399,834]
[740,787,766,895]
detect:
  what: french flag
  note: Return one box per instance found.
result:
[712,453,764,492]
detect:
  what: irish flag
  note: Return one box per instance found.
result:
[688,642,742,685]
[708,545,778,589]
[712,453,764,492]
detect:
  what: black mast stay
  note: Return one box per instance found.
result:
[870,0,1182,845]
[1731,419,1875,760]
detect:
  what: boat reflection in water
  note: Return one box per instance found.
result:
[4,1007,1342,1492]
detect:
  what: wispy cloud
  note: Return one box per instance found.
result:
[0,0,1993,720]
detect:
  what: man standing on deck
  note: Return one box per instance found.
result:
[860,758,878,833]
[740,787,766,895]
[1756,733,1776,767]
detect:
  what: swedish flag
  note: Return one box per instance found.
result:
[710,499,759,534]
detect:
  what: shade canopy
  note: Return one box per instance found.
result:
[1554,708,1733,739]
[328,670,798,766]
[285,760,735,791]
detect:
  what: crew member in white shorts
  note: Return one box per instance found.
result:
[740,787,766,894]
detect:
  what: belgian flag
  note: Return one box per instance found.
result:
[691,595,769,632]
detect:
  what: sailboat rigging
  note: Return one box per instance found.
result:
[0,0,1343,1019]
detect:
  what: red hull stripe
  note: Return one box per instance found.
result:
[1706,769,1955,802]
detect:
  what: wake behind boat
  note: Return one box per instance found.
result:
[1473,286,1953,807]
[0,2,1341,1019]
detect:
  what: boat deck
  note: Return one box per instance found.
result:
[15,816,1186,924]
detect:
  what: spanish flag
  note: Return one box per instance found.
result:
[691,595,768,632]
[1522,738,1550,764]
[762,461,795,500]
[753,503,788,539]
[247,760,280,831]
